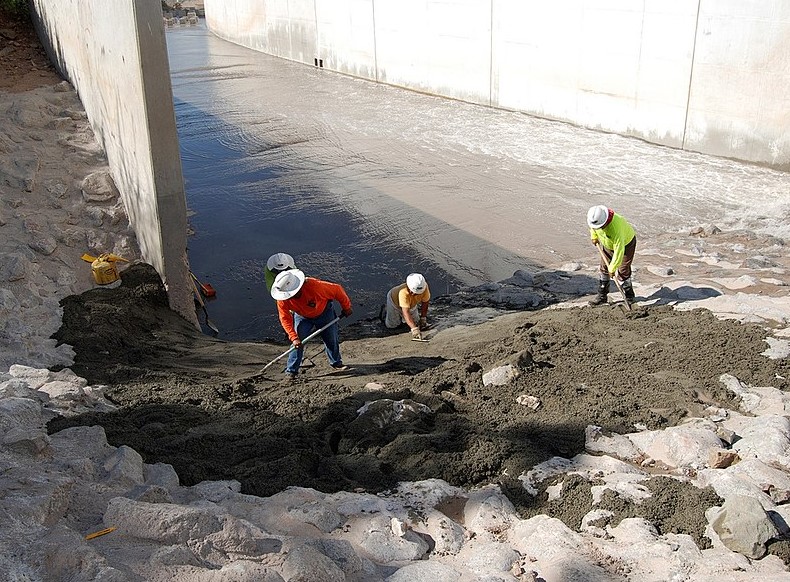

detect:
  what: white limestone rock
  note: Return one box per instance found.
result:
[626,418,722,469]
[509,515,613,582]
[720,373,790,415]
[731,415,790,470]
[233,487,345,536]
[355,398,433,427]
[10,523,130,582]
[49,424,112,460]
[350,514,429,564]
[385,560,462,582]
[482,364,519,386]
[3,425,51,456]
[202,515,282,558]
[0,252,31,282]
[304,538,379,581]
[2,471,75,527]
[464,485,517,540]
[707,495,778,559]
[396,478,469,511]
[516,394,541,409]
[695,461,776,511]
[189,561,285,581]
[190,479,242,503]
[126,484,173,504]
[0,377,46,401]
[144,462,181,490]
[420,512,467,556]
[103,497,223,544]
[585,425,643,462]
[8,363,52,389]
[281,543,345,582]
[0,396,46,433]
[520,453,646,497]
[103,445,145,487]
[690,548,790,581]
[762,337,790,359]
[81,170,120,203]
[456,539,520,576]
[596,518,705,581]
[149,544,203,567]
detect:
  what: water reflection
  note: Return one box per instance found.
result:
[168,27,464,341]
[165,22,790,340]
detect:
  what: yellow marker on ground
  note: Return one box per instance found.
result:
[85,526,116,540]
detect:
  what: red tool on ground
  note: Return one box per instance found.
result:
[190,271,216,298]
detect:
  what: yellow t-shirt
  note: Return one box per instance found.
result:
[389,282,430,309]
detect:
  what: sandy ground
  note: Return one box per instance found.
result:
[49,261,790,552]
[5,7,790,568]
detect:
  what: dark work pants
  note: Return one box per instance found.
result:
[599,236,637,281]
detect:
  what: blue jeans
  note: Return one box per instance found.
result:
[285,302,342,373]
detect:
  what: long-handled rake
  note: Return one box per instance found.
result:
[258,316,340,376]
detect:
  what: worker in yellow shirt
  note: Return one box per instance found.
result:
[383,273,431,340]
[587,205,637,305]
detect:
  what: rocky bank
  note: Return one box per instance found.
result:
[4,9,790,581]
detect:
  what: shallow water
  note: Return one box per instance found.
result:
[167,25,464,340]
[165,22,789,341]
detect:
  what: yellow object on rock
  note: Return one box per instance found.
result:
[80,253,129,285]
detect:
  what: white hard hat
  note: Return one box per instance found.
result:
[587,205,610,229]
[266,252,295,272]
[406,273,427,294]
[271,269,305,300]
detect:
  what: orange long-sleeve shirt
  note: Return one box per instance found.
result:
[275,277,352,342]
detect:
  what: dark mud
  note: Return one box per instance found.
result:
[50,263,789,545]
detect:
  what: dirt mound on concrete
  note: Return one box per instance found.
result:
[49,262,788,543]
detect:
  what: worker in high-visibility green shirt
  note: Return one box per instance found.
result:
[265,253,296,293]
[587,205,637,305]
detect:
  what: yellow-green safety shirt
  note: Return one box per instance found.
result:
[590,213,636,274]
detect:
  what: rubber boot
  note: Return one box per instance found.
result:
[589,280,610,306]
[621,279,635,302]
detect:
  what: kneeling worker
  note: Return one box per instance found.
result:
[271,269,353,379]
[384,273,431,340]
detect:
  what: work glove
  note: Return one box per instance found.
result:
[419,316,428,330]
[410,327,422,340]
[291,338,302,349]
[341,307,353,318]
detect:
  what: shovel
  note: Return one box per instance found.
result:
[595,243,632,311]
[259,316,341,375]
[191,278,220,334]
[190,271,216,298]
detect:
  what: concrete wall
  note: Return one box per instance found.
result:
[205,0,790,168]
[30,0,195,324]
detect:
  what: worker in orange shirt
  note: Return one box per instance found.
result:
[270,269,353,380]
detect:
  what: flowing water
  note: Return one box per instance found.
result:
[165,22,789,341]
